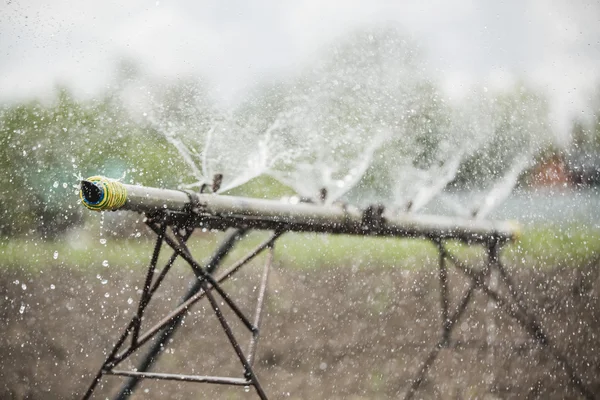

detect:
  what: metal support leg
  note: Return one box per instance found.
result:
[104,229,280,400]
[131,220,168,345]
[443,247,595,400]
[158,228,273,399]
[247,244,274,367]
[107,232,282,370]
[203,278,269,399]
[484,242,500,386]
[113,227,247,399]
[404,247,491,400]
[82,221,169,400]
[435,240,451,346]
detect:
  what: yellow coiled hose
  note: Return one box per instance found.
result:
[80,176,127,211]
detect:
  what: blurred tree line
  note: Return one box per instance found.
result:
[0,88,192,238]
[566,92,600,185]
[1,26,597,239]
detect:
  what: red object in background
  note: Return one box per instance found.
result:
[529,154,572,188]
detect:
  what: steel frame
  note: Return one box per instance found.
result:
[405,240,594,400]
[82,211,594,400]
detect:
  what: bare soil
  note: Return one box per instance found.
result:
[2,250,600,399]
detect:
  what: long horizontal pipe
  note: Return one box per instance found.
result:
[80,177,520,244]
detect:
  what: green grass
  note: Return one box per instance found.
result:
[0,235,159,272]
[503,224,600,268]
[273,233,439,269]
[1,224,599,273]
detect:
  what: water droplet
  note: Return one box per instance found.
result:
[127,298,133,305]
[104,293,110,298]
[102,260,109,267]
[19,304,25,314]
[21,283,27,291]
[62,182,68,189]
[99,238,107,245]
[50,284,56,290]
[53,181,59,188]
[244,386,250,393]
[101,279,108,285]
[53,251,59,260]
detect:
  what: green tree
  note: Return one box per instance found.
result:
[454,84,550,188]
[0,86,190,238]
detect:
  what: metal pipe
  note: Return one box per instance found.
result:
[80,177,519,244]
[108,370,250,386]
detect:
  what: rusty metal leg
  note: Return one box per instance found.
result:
[82,220,170,400]
[436,240,451,346]
[107,232,282,371]
[444,247,595,400]
[404,243,492,400]
[404,279,478,400]
[494,256,533,319]
[484,242,500,387]
[131,220,168,345]
[247,244,274,367]
[138,225,275,398]
[164,229,271,399]
[113,227,247,400]
[202,279,269,399]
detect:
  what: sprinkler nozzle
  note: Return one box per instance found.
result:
[81,180,104,204]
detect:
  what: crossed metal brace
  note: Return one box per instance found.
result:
[82,212,282,400]
[404,239,595,400]
[82,213,595,400]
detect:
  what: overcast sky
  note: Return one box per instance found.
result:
[1,0,599,140]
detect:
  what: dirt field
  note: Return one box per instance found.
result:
[2,248,600,399]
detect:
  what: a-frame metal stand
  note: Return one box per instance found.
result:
[404,239,595,400]
[82,212,281,400]
[82,212,595,400]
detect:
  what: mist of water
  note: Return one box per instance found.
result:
[444,87,549,219]
[136,27,549,218]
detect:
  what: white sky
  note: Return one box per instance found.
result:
[1,0,599,141]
